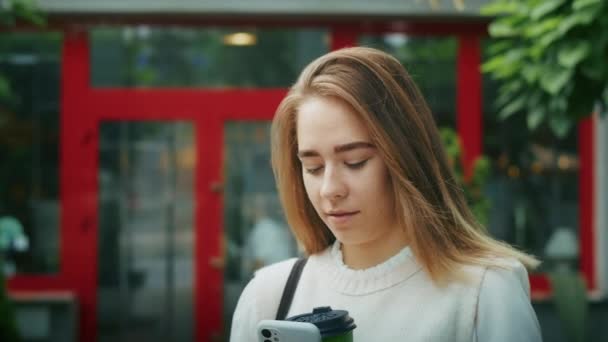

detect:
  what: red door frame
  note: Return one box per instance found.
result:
[9,28,285,342]
[5,18,597,342]
[70,30,287,342]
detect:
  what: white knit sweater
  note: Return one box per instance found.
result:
[230,242,542,342]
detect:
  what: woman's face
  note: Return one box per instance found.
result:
[296,96,399,247]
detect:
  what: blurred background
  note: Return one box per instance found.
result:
[0,0,606,341]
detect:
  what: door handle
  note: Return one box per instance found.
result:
[210,181,224,193]
[209,256,225,270]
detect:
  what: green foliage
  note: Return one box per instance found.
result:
[482,0,608,138]
[549,269,588,342]
[440,128,491,226]
[0,0,46,102]
[0,0,45,28]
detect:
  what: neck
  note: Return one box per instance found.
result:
[341,227,409,270]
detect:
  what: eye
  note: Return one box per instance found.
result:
[304,165,324,175]
[345,159,369,169]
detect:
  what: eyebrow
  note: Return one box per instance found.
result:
[297,141,375,158]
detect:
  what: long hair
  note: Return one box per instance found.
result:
[271,47,539,283]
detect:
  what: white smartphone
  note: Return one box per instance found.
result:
[257,319,322,342]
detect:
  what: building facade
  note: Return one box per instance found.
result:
[1,1,606,341]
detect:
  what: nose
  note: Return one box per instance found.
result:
[320,165,348,201]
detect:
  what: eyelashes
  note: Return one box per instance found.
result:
[345,160,368,169]
[304,159,370,175]
[304,167,322,175]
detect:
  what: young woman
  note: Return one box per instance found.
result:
[230,47,542,341]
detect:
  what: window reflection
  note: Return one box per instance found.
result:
[91,27,329,88]
[223,122,298,338]
[0,32,61,274]
[98,121,194,342]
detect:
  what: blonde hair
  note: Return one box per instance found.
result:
[271,47,539,283]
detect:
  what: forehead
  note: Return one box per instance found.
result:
[296,96,371,147]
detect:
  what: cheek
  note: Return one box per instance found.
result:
[302,175,319,203]
[368,168,394,204]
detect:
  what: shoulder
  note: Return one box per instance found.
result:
[457,257,530,293]
[234,257,299,315]
[254,257,299,282]
[474,258,542,342]
[229,258,299,341]
[248,258,300,315]
[479,258,531,297]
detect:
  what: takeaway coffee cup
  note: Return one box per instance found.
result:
[287,306,356,342]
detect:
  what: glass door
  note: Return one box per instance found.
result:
[222,122,300,338]
[97,121,195,341]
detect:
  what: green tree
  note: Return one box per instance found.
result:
[440,128,491,226]
[482,3,606,341]
[482,0,608,138]
[0,0,45,102]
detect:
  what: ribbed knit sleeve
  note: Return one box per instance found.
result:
[474,261,542,342]
[229,276,259,342]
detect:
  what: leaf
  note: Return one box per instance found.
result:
[527,107,546,130]
[531,0,566,20]
[558,41,591,68]
[488,18,521,37]
[569,6,600,25]
[539,29,563,48]
[556,15,579,36]
[573,0,601,10]
[550,96,568,112]
[527,90,543,107]
[499,96,527,120]
[486,41,512,56]
[529,44,545,61]
[481,55,505,73]
[525,16,563,37]
[483,48,526,77]
[480,1,521,16]
[8,0,46,27]
[471,156,491,183]
[522,64,541,84]
[549,114,573,138]
[540,66,572,95]
[496,81,524,107]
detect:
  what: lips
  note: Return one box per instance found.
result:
[327,210,359,217]
[325,210,360,225]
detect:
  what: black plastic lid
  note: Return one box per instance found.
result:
[287,306,356,338]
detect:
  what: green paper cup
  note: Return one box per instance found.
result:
[287,306,356,342]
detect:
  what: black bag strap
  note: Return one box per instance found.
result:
[275,257,308,320]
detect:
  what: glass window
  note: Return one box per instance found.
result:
[482,43,580,273]
[91,27,329,88]
[98,121,195,341]
[223,122,299,338]
[359,34,457,129]
[0,32,62,274]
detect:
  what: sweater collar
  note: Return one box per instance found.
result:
[310,241,422,295]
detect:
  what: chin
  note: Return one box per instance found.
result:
[331,232,366,247]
